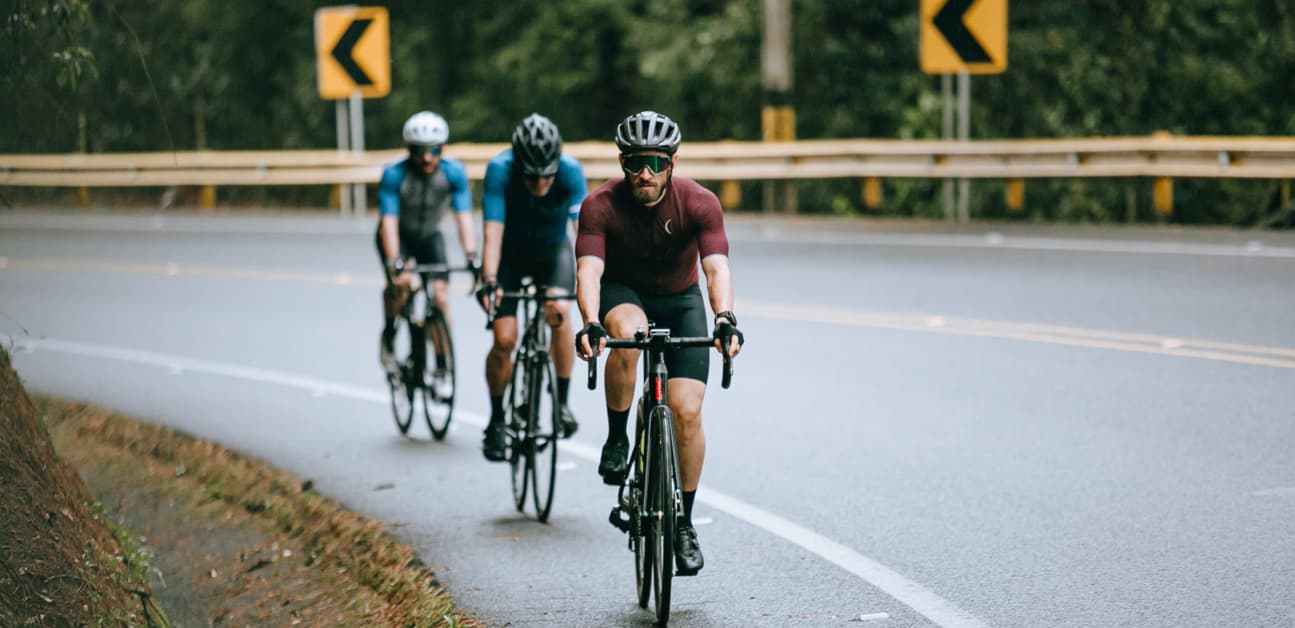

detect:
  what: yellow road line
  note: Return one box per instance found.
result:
[741,302,1295,370]
[5,256,1293,369]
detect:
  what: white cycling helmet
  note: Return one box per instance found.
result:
[402,111,449,146]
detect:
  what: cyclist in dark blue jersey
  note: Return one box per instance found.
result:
[376,111,479,389]
[476,113,587,461]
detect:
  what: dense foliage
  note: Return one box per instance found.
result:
[3,0,1293,223]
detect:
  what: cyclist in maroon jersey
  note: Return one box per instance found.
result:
[574,111,744,576]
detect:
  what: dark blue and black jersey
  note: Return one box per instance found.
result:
[482,150,586,248]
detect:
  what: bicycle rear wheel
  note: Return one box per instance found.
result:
[507,345,531,511]
[528,355,560,522]
[388,317,417,435]
[422,307,454,440]
[650,405,678,625]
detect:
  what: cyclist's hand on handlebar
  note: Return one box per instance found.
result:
[465,254,482,283]
[575,322,607,360]
[475,279,499,313]
[713,315,744,359]
[393,270,415,290]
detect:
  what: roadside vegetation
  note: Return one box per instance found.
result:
[3,1,1294,223]
[0,348,477,626]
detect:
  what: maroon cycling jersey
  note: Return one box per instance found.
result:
[576,176,729,296]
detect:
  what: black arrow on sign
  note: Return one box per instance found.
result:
[330,18,374,86]
[933,0,992,64]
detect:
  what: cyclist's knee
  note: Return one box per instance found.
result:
[605,314,646,338]
[492,334,517,354]
[545,301,568,327]
[432,287,451,312]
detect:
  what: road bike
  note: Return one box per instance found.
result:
[587,326,732,625]
[386,262,474,440]
[489,278,576,522]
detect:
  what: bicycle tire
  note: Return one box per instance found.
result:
[652,405,677,625]
[422,308,455,440]
[528,355,560,522]
[388,317,417,435]
[633,401,651,609]
[507,343,531,512]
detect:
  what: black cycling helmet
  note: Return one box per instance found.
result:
[615,111,682,155]
[512,113,563,176]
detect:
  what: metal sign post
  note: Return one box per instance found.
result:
[957,70,971,223]
[335,99,352,216]
[942,73,954,221]
[349,90,366,216]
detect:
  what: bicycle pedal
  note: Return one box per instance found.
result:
[607,507,630,533]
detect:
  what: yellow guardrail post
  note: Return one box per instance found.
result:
[1153,177,1174,216]
[77,112,89,209]
[195,104,217,211]
[1006,179,1024,212]
[863,177,882,210]
[1151,130,1174,217]
[719,139,741,209]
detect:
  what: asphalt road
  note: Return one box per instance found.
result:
[3,210,1293,628]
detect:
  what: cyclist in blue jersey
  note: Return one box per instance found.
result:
[476,113,587,462]
[377,111,479,389]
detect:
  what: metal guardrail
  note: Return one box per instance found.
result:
[3,135,1294,187]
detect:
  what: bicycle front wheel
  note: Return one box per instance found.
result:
[650,405,678,625]
[388,317,417,435]
[632,402,651,609]
[507,346,531,511]
[528,355,560,522]
[421,307,455,440]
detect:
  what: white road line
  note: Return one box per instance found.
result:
[9,334,992,628]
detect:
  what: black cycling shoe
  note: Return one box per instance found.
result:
[482,422,507,462]
[558,405,578,439]
[674,523,704,576]
[597,439,629,485]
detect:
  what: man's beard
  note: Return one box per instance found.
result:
[630,172,671,205]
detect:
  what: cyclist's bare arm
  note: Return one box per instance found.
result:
[575,255,605,358]
[481,221,503,280]
[380,215,401,261]
[454,210,478,260]
[701,254,740,358]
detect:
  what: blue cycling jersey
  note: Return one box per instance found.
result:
[482,151,587,247]
[378,157,472,241]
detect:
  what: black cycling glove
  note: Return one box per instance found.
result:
[475,279,499,314]
[575,322,608,357]
[713,311,744,353]
[465,255,483,283]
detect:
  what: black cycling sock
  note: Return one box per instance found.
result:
[490,395,505,424]
[682,490,696,526]
[557,377,570,405]
[606,407,630,445]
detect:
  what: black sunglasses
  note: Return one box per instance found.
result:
[621,153,672,176]
[408,144,443,157]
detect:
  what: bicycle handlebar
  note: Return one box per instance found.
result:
[484,286,576,330]
[585,335,734,391]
